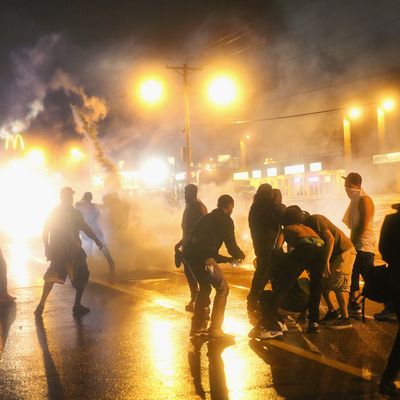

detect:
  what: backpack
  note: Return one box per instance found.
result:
[360,265,390,322]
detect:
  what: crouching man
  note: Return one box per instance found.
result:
[183,194,245,339]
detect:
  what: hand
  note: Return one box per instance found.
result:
[322,263,330,278]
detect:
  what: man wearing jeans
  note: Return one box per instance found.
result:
[342,172,376,314]
[183,195,245,339]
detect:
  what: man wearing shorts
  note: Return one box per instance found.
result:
[305,213,356,328]
[34,187,102,317]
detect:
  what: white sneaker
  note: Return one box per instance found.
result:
[278,321,288,332]
[257,329,284,339]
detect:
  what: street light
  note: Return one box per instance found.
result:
[69,147,86,162]
[208,75,238,107]
[138,78,164,105]
[377,97,395,152]
[343,107,362,170]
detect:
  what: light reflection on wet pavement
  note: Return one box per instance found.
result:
[0,239,397,399]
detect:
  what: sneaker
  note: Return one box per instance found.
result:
[34,304,44,317]
[248,326,260,338]
[348,302,362,315]
[374,308,396,321]
[328,317,352,329]
[379,380,400,397]
[185,301,195,312]
[72,305,90,316]
[257,328,283,340]
[278,321,288,332]
[319,310,340,325]
[208,328,235,341]
[306,322,319,333]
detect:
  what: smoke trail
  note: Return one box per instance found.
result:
[50,69,120,189]
[0,100,44,138]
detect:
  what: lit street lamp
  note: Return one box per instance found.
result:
[377,97,395,152]
[343,107,362,170]
[139,65,239,184]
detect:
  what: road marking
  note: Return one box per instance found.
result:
[128,278,170,283]
[231,284,250,291]
[92,276,381,383]
[265,339,374,381]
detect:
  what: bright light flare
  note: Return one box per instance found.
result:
[140,158,169,186]
[69,147,85,162]
[0,160,58,239]
[347,107,362,120]
[208,76,238,106]
[26,148,46,167]
[381,98,395,112]
[139,79,164,104]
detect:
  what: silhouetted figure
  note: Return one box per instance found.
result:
[184,194,245,339]
[247,184,284,312]
[34,187,102,317]
[377,203,400,397]
[0,249,16,303]
[76,192,116,271]
[175,184,207,312]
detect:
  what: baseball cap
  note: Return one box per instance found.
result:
[60,186,75,196]
[342,172,362,187]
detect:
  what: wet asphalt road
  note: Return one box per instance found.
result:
[0,239,399,400]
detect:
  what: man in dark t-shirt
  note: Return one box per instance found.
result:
[183,194,245,339]
[305,213,356,328]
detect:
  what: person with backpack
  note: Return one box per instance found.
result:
[175,184,207,312]
[342,172,376,315]
[377,203,400,396]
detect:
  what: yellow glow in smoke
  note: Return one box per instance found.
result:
[208,76,238,106]
[381,98,395,112]
[0,160,58,239]
[347,107,362,120]
[139,79,164,104]
[70,147,85,162]
[26,148,46,167]
[140,158,169,186]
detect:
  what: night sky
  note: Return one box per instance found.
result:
[1,0,400,168]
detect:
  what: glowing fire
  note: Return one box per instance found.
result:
[0,159,58,239]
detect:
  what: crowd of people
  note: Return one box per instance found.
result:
[175,172,399,397]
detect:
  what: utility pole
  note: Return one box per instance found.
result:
[167,63,202,184]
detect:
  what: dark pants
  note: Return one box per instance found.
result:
[0,249,8,295]
[350,250,374,294]
[381,268,400,384]
[183,261,199,302]
[262,246,323,329]
[247,248,274,305]
[189,259,229,331]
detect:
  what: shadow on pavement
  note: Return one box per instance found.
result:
[35,318,66,400]
[188,336,233,400]
[249,338,380,399]
[0,302,16,355]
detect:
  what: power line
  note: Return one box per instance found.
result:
[199,102,377,126]
[259,66,400,104]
